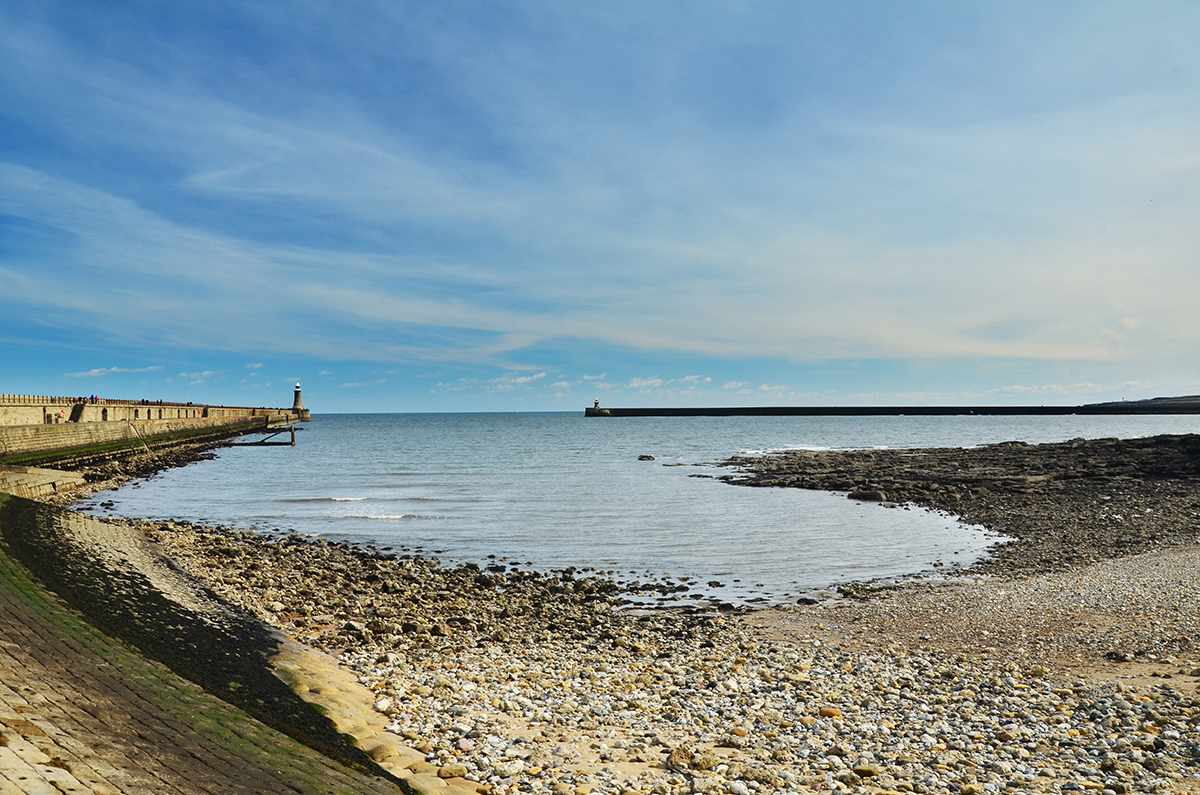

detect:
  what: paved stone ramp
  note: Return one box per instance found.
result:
[0,514,403,794]
[0,465,86,500]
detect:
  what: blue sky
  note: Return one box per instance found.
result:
[2,2,1199,412]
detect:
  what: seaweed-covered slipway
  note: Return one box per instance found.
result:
[3,394,1200,794]
[0,390,425,794]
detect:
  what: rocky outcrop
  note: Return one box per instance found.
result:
[722,434,1200,575]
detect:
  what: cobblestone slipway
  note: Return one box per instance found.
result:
[0,493,403,795]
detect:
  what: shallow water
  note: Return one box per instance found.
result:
[82,412,1199,604]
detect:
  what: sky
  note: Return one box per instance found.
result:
[2,2,1199,413]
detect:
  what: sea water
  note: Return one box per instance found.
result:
[81,412,1199,604]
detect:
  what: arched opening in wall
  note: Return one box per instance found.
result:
[102,408,108,421]
[134,409,139,419]
[158,409,163,419]
[44,413,51,424]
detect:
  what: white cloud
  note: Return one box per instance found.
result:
[723,381,747,389]
[487,372,547,391]
[64,366,163,378]
[987,381,1146,398]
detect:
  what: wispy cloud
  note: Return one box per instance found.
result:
[65,366,163,378]
[487,372,547,391]
[7,4,1200,410]
[987,381,1147,398]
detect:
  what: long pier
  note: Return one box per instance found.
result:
[584,396,1200,417]
[0,386,311,470]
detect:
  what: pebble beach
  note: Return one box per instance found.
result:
[126,523,1198,792]
[57,434,1200,794]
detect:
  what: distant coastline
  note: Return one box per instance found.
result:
[585,393,1200,417]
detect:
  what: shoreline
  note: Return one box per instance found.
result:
[18,432,1200,793]
[720,434,1200,579]
[133,516,1200,795]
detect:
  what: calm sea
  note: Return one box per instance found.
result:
[81,412,1199,605]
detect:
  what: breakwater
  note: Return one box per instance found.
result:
[0,392,308,426]
[584,394,1200,417]
[0,392,309,467]
[0,414,273,466]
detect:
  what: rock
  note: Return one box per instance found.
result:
[438,764,470,778]
[833,769,861,786]
[852,765,880,778]
[825,742,852,757]
[365,741,401,762]
[494,760,525,778]
[818,706,842,718]
[666,745,695,770]
[638,455,655,461]
[848,489,887,502]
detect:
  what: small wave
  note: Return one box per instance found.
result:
[739,445,832,455]
[341,513,442,521]
[278,497,370,504]
[360,514,457,522]
[331,497,369,502]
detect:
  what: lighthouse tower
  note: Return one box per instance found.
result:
[292,383,304,412]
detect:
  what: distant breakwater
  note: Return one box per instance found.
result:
[584,395,1200,417]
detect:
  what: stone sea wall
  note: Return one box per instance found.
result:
[0,393,305,426]
[0,414,268,464]
[0,390,309,466]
